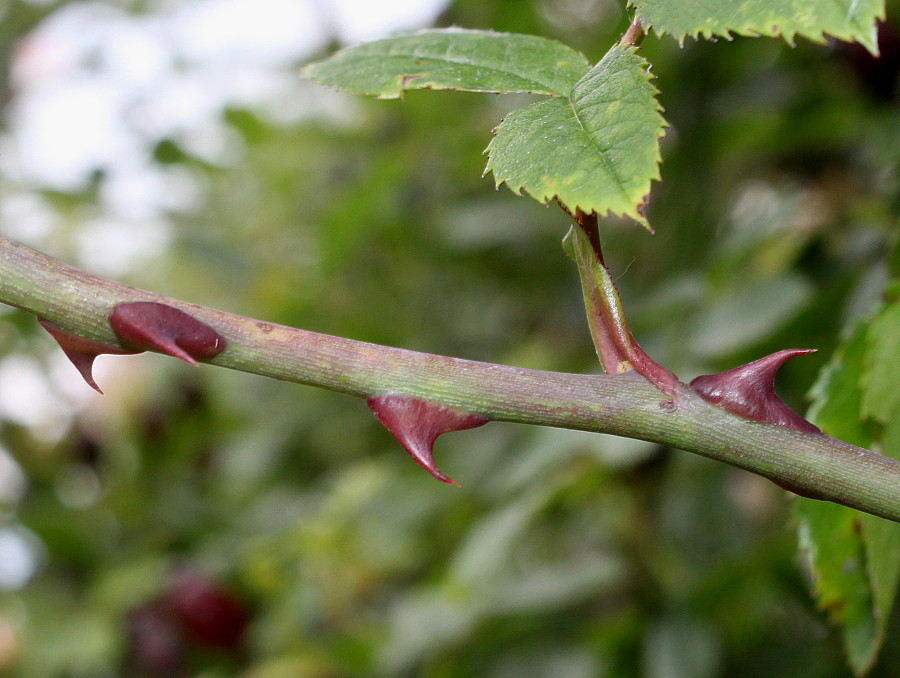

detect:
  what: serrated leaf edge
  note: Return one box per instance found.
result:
[628,2,884,55]
[483,44,666,228]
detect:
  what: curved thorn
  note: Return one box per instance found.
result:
[38,318,138,393]
[109,302,226,365]
[367,395,489,485]
[690,349,820,434]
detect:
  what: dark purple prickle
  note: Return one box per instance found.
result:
[367,394,489,484]
[38,318,139,393]
[109,302,226,365]
[689,349,820,434]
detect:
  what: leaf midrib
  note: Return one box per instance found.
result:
[566,95,633,208]
[348,53,578,96]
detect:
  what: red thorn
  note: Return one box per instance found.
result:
[109,302,226,366]
[367,395,489,484]
[690,349,821,434]
[38,318,138,393]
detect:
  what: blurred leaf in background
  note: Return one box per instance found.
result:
[0,0,898,676]
[797,286,900,676]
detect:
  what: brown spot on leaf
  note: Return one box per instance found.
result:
[636,193,650,218]
[400,73,424,88]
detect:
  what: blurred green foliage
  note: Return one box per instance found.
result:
[0,0,898,676]
[797,292,900,676]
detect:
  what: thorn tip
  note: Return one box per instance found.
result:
[38,318,137,393]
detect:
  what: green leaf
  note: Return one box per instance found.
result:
[861,297,900,660]
[305,35,665,227]
[805,322,872,448]
[861,298,900,422]
[630,0,885,55]
[485,44,665,227]
[796,301,900,676]
[301,28,589,99]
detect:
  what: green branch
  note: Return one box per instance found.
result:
[2,235,899,521]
